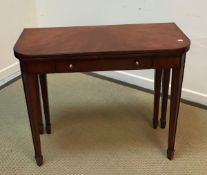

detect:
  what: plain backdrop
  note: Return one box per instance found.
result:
[0,0,207,105]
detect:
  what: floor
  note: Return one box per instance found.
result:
[0,73,207,175]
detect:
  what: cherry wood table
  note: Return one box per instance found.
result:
[14,23,190,166]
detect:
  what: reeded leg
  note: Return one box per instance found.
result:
[167,55,185,160]
[153,69,162,129]
[160,69,170,128]
[39,74,51,134]
[22,73,43,166]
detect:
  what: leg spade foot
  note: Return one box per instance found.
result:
[35,155,43,166]
[153,119,159,129]
[160,119,166,129]
[46,124,51,134]
[167,149,174,160]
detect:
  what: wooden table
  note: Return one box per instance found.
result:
[14,23,190,166]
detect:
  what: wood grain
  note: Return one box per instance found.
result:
[14,23,190,60]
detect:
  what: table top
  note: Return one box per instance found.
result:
[14,23,190,60]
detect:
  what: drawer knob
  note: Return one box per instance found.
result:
[69,64,73,69]
[135,61,140,65]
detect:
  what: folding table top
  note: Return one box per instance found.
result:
[14,23,190,60]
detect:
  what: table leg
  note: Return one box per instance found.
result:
[167,54,185,160]
[36,76,44,135]
[39,74,51,134]
[160,69,170,128]
[153,69,162,129]
[22,73,43,166]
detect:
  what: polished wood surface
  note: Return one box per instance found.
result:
[161,69,171,128]
[153,69,162,129]
[153,69,171,129]
[22,73,43,166]
[14,23,190,166]
[39,74,51,134]
[14,23,190,60]
[167,54,186,159]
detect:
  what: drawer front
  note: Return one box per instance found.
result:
[55,57,153,73]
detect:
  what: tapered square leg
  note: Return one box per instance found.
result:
[160,69,170,129]
[38,77,44,134]
[39,74,51,134]
[153,69,162,129]
[167,54,186,160]
[22,73,43,166]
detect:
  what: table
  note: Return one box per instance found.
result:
[14,23,190,166]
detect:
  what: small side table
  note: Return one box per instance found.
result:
[14,23,190,166]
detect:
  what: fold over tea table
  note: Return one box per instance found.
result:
[14,23,190,166]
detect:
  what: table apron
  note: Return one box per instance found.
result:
[20,56,181,73]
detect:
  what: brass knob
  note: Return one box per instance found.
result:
[69,64,73,69]
[135,61,140,65]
